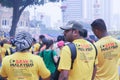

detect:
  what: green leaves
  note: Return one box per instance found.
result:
[0,0,62,8]
[0,0,14,7]
[49,0,57,2]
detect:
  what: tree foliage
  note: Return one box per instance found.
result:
[0,0,59,37]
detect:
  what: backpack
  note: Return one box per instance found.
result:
[53,42,97,80]
[53,43,77,80]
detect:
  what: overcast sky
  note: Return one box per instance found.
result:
[26,2,62,28]
[26,0,120,28]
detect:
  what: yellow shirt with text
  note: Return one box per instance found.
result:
[94,36,120,80]
[0,52,50,80]
[58,39,96,80]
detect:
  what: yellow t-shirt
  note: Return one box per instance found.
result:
[0,52,50,80]
[58,39,96,80]
[6,46,16,55]
[3,43,11,50]
[30,43,40,53]
[0,47,6,59]
[94,36,120,80]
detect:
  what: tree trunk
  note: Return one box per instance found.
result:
[9,3,20,37]
[9,0,33,37]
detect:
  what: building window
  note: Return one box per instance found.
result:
[26,22,28,26]
[19,21,24,27]
[2,19,7,26]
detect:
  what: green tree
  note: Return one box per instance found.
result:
[0,0,59,37]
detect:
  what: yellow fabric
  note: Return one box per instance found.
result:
[94,36,120,80]
[6,46,16,55]
[0,47,6,59]
[3,44,11,50]
[30,43,40,52]
[58,39,96,80]
[0,52,50,80]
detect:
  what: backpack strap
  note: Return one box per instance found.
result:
[53,43,76,80]
[67,43,76,69]
[92,43,97,59]
[91,43,97,67]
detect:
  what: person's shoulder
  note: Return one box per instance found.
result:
[61,44,71,53]
[31,54,42,60]
[62,44,70,49]
[1,47,6,51]
[2,54,13,61]
[34,43,40,47]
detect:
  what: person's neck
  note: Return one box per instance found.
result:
[99,32,109,39]
[78,36,83,39]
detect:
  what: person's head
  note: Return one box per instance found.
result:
[42,38,48,45]
[60,20,84,42]
[39,35,45,39]
[31,38,36,46]
[57,35,65,42]
[91,19,107,39]
[39,35,45,43]
[14,31,33,52]
[46,39,54,49]
[82,29,88,38]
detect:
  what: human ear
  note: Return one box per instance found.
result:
[72,30,78,36]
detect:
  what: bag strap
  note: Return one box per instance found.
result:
[67,43,76,69]
[91,43,97,67]
[92,43,97,59]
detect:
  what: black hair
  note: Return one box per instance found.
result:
[82,29,88,38]
[46,40,53,49]
[42,38,48,45]
[57,35,65,42]
[91,19,107,31]
[32,38,36,43]
[78,29,84,37]
[39,35,45,39]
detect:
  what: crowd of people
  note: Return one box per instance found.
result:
[0,18,120,80]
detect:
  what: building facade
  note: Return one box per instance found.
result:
[0,5,40,37]
[61,0,83,23]
[63,0,112,31]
